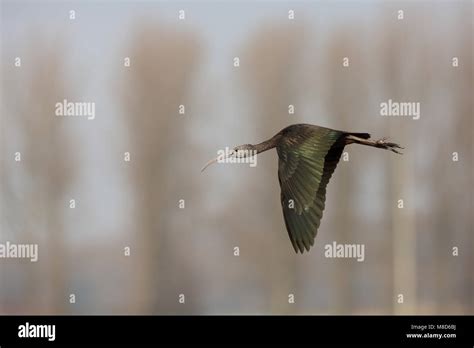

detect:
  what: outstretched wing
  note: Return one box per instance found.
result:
[277,128,345,253]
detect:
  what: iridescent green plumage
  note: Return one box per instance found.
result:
[277,125,346,253]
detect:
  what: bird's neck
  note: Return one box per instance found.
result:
[254,134,281,154]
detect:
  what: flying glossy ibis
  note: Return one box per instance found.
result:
[202,123,403,253]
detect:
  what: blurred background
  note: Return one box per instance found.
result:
[0,0,472,314]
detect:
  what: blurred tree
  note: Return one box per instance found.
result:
[240,23,307,313]
[323,29,368,314]
[378,17,417,314]
[121,23,201,313]
[1,38,75,313]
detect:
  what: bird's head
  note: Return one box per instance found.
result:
[232,144,255,158]
[201,144,256,172]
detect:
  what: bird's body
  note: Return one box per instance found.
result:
[202,123,402,254]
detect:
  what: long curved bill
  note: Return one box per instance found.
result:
[201,151,234,172]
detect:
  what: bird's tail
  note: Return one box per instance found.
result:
[345,133,403,154]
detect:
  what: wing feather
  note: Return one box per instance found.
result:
[278,128,345,253]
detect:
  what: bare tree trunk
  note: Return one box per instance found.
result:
[122,24,200,313]
[240,23,306,314]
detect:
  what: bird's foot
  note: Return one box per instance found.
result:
[375,137,404,154]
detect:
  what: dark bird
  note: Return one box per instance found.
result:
[202,123,403,253]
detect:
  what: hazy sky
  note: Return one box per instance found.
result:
[1,0,468,242]
[1,0,471,315]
